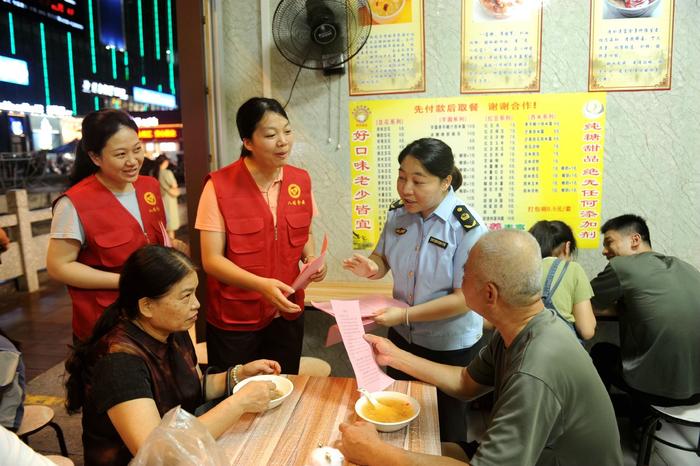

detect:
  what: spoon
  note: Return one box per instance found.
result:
[357,388,382,409]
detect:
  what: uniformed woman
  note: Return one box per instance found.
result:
[196,97,326,374]
[343,137,488,442]
[47,109,168,342]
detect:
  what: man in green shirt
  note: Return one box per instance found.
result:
[337,230,622,466]
[591,214,700,406]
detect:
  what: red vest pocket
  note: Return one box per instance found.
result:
[94,229,137,268]
[285,213,311,247]
[227,217,264,251]
[218,284,265,325]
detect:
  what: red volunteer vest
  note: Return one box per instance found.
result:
[206,159,312,331]
[60,175,166,340]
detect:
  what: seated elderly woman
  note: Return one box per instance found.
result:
[64,245,279,466]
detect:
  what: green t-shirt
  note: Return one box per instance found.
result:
[540,258,593,323]
[591,252,700,399]
[467,309,622,466]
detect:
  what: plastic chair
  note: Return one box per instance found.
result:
[637,402,700,466]
[17,405,69,457]
[298,356,331,377]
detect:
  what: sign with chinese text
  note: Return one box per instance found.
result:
[350,93,606,250]
[461,0,542,93]
[589,0,675,91]
[348,0,425,95]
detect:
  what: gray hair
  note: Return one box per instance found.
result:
[472,229,542,307]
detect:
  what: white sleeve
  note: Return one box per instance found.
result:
[0,425,57,466]
[49,196,85,244]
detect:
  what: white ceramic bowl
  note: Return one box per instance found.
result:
[354,391,421,432]
[479,0,526,19]
[605,0,660,18]
[369,0,406,24]
[232,374,293,409]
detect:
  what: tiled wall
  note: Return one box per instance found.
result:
[216,0,700,280]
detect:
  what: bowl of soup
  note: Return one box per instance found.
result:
[369,0,406,24]
[232,374,293,409]
[354,391,420,432]
[605,0,660,17]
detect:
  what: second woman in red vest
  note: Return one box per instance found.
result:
[47,109,168,341]
[196,97,326,373]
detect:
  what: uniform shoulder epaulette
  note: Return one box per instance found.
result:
[453,205,479,231]
[389,199,404,211]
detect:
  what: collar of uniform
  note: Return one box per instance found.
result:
[429,187,457,222]
[395,187,456,221]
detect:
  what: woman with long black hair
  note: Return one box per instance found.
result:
[47,109,168,341]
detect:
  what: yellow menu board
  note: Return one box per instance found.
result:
[461,0,542,93]
[589,0,675,91]
[350,93,606,250]
[348,0,425,95]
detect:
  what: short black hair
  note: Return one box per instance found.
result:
[601,214,651,247]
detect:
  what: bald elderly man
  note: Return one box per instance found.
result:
[337,230,622,466]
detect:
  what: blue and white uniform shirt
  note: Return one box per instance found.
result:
[374,188,488,351]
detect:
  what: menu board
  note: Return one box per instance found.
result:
[589,0,675,91]
[348,0,425,95]
[350,93,606,250]
[461,0,543,93]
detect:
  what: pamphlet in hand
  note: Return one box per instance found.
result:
[332,299,394,393]
[291,234,328,291]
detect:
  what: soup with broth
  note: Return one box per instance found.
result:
[360,398,414,423]
[371,0,403,17]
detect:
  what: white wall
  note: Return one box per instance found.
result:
[214,0,700,280]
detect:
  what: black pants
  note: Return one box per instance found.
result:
[387,327,488,442]
[206,314,305,374]
[591,342,700,411]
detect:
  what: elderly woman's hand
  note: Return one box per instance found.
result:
[231,381,274,413]
[240,359,281,379]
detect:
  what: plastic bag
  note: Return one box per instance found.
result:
[129,405,227,466]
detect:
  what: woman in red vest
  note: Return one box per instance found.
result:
[196,97,326,374]
[47,109,168,341]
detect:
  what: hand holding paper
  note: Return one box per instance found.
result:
[331,300,394,393]
[291,234,328,291]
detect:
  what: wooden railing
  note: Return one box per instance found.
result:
[0,190,52,291]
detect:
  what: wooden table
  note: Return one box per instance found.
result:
[304,281,393,305]
[217,376,440,465]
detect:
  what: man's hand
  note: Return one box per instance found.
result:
[364,334,401,367]
[336,421,383,465]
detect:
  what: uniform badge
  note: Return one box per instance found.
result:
[389,199,404,211]
[144,192,157,206]
[453,206,479,231]
[288,184,301,199]
[395,227,407,235]
[428,236,448,249]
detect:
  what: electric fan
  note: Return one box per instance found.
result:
[272,0,372,75]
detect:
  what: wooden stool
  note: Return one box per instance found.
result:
[299,356,331,377]
[17,405,69,457]
[45,455,75,465]
[637,402,700,466]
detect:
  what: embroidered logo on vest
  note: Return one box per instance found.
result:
[288,184,301,199]
[144,192,157,206]
[395,227,407,235]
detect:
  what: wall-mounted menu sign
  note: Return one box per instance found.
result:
[461,0,543,93]
[348,0,425,95]
[589,0,675,91]
[349,93,606,250]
